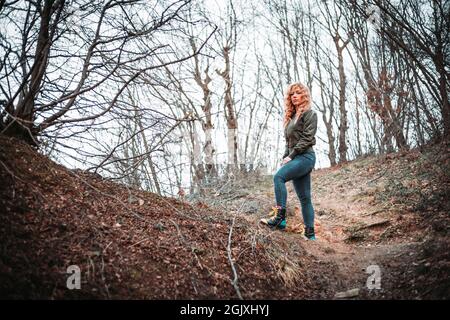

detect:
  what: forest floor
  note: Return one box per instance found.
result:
[202,142,450,299]
[0,134,449,299]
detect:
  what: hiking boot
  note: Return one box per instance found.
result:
[260,206,286,230]
[304,226,316,240]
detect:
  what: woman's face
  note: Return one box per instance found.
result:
[290,86,304,107]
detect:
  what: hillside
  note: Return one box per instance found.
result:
[208,141,450,299]
[0,134,449,299]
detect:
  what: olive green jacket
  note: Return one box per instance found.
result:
[283,109,318,159]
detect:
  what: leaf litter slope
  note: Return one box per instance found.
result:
[0,135,338,299]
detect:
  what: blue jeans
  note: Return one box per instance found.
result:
[273,152,316,228]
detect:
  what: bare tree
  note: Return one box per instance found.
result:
[0,0,214,147]
[319,0,353,163]
[350,0,450,140]
[214,0,241,174]
[343,2,409,153]
[313,35,338,165]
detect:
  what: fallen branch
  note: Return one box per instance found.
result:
[169,219,204,271]
[334,288,360,299]
[0,159,26,183]
[368,167,388,184]
[128,237,149,249]
[227,215,243,300]
[354,219,391,232]
[362,208,388,216]
[100,255,111,299]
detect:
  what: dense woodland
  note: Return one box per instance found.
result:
[0,0,448,194]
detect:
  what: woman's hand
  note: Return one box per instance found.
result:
[282,156,292,165]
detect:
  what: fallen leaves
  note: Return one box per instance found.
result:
[1,136,319,299]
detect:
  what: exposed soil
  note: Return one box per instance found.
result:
[0,134,449,299]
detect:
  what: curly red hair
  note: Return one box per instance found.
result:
[283,83,312,128]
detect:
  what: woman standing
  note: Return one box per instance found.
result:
[261,83,318,240]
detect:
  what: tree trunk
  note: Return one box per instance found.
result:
[217,46,239,174]
[335,36,349,163]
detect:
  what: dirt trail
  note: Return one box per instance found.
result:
[219,146,449,299]
[242,180,407,299]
